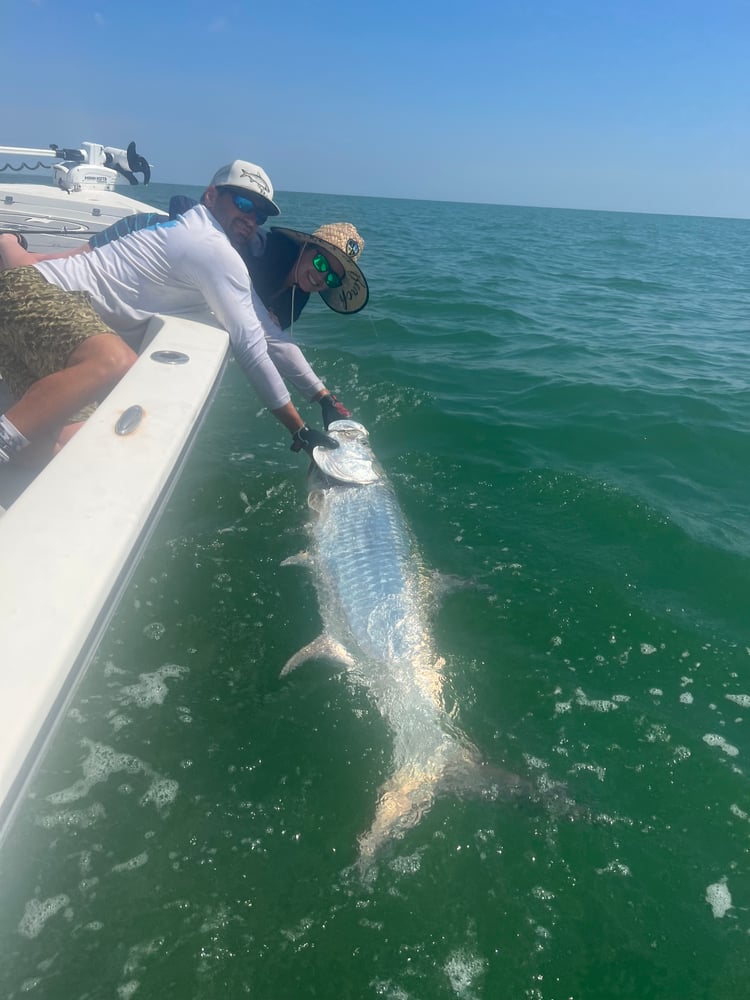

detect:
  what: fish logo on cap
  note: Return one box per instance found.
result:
[240,168,270,196]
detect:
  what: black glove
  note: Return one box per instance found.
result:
[290,424,340,456]
[319,393,351,430]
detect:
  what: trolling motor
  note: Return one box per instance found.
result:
[51,141,151,185]
[50,141,151,191]
[0,140,151,192]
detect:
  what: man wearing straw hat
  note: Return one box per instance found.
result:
[244,221,368,432]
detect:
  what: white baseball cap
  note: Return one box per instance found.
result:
[209,160,280,217]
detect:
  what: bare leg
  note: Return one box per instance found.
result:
[5,332,136,441]
[0,233,87,271]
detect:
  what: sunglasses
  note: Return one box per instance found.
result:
[312,252,343,289]
[225,190,268,226]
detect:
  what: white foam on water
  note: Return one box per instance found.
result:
[107,713,132,732]
[140,777,179,810]
[679,692,694,704]
[36,801,106,829]
[388,850,423,875]
[730,804,748,821]
[570,762,606,781]
[473,828,501,861]
[112,852,149,874]
[46,740,149,805]
[532,886,555,901]
[596,860,632,877]
[118,664,187,708]
[117,980,140,999]
[645,724,670,743]
[369,980,410,1000]
[523,754,549,771]
[104,660,127,677]
[18,895,70,939]
[44,740,178,814]
[703,734,740,757]
[640,643,657,655]
[574,688,630,712]
[142,622,165,640]
[533,924,551,952]
[706,878,733,918]
[444,949,486,999]
[726,694,750,708]
[281,916,315,943]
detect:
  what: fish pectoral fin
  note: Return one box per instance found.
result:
[281,550,312,568]
[280,636,355,676]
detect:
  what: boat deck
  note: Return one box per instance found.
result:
[0,181,159,253]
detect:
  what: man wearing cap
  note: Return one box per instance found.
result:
[0,160,338,466]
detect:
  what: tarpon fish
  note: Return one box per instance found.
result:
[282,420,523,864]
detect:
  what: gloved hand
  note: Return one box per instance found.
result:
[319,393,351,430]
[290,424,340,456]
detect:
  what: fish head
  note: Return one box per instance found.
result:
[308,419,384,490]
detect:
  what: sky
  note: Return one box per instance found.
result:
[3,0,750,219]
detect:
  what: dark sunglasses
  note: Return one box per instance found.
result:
[312,251,343,289]
[224,190,268,226]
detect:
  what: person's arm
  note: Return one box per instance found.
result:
[181,246,338,450]
[263,313,353,427]
[264,327,326,401]
[216,280,297,414]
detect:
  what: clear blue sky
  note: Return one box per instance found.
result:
[4,0,750,218]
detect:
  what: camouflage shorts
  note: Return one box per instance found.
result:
[0,265,114,403]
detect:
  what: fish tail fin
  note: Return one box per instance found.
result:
[357,737,527,867]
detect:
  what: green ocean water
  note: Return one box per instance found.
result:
[2,190,750,999]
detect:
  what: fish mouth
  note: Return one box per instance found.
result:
[311,421,382,485]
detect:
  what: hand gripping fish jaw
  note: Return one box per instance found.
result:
[310,419,383,486]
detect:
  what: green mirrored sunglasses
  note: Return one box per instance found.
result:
[312,252,343,289]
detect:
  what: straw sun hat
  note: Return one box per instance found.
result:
[271,222,369,314]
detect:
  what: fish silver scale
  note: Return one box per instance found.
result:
[311,481,425,665]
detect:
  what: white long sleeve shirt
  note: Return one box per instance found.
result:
[35,204,292,410]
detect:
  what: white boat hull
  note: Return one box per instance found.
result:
[0,310,229,842]
[0,143,232,842]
